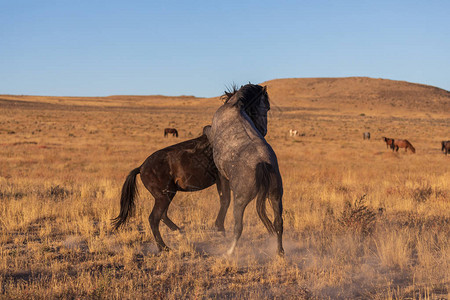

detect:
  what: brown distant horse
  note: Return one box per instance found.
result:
[382,137,395,150]
[363,132,370,140]
[164,128,178,137]
[392,139,416,153]
[442,141,450,155]
[112,126,230,252]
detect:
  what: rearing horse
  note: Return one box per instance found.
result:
[206,84,284,256]
[112,126,229,252]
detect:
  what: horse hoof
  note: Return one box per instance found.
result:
[157,246,171,253]
[215,224,226,232]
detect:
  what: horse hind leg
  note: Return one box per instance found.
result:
[214,175,231,233]
[227,197,250,256]
[149,193,174,252]
[162,202,181,231]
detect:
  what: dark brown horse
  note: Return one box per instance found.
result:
[392,139,416,153]
[164,128,178,137]
[382,137,395,150]
[112,126,230,251]
[442,141,450,155]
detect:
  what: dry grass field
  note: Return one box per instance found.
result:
[1,77,449,299]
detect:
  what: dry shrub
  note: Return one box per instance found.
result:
[338,195,377,235]
[47,185,71,201]
[412,184,433,203]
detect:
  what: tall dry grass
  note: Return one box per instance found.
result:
[0,96,449,299]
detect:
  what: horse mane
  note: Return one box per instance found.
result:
[221,83,269,109]
[220,84,239,103]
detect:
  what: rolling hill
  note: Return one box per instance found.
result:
[1,77,449,116]
[262,77,450,115]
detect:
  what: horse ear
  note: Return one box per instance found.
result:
[263,85,267,93]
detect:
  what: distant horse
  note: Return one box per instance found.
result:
[393,139,416,153]
[363,132,370,140]
[442,141,450,155]
[206,84,284,256]
[383,137,395,150]
[164,128,178,137]
[289,129,298,137]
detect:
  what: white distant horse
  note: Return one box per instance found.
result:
[289,129,298,137]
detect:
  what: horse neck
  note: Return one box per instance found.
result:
[213,105,264,148]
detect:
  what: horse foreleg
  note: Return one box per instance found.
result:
[214,175,231,233]
[227,199,249,256]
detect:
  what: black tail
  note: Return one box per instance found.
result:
[111,167,141,230]
[255,162,276,234]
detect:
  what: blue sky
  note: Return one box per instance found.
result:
[1,0,449,97]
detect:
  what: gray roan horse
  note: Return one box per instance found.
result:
[206,84,284,256]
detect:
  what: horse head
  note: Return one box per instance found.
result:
[222,84,270,137]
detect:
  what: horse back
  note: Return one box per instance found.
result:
[141,134,217,192]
